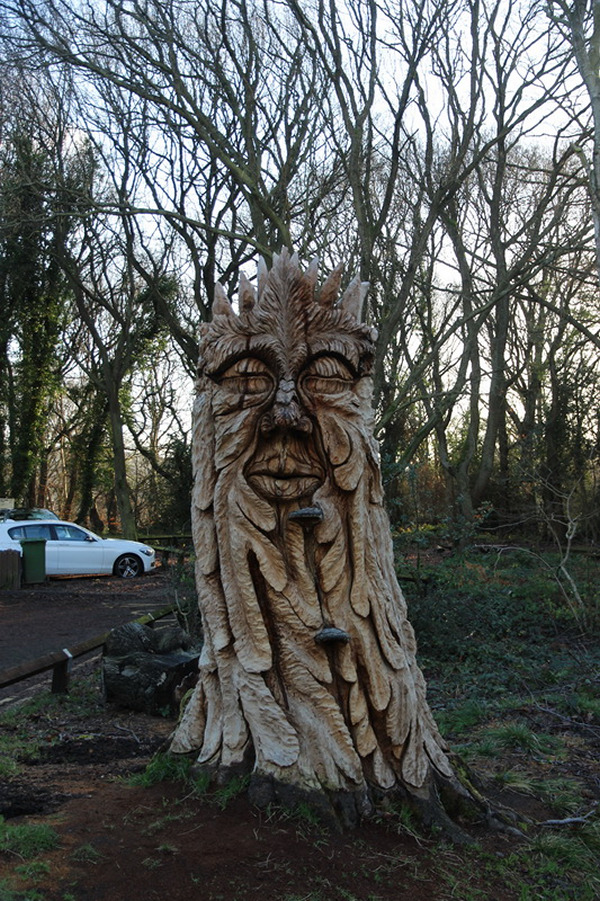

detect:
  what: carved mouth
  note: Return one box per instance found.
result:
[246,434,325,501]
[246,454,325,499]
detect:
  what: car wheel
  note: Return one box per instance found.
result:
[114,554,143,578]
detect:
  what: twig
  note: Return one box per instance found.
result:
[115,723,141,743]
[533,704,600,738]
[539,808,597,827]
[2,848,25,861]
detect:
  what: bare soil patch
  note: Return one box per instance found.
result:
[1,706,522,901]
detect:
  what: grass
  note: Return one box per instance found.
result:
[126,754,247,810]
[209,775,250,810]
[0,884,46,901]
[0,674,105,778]
[502,824,600,900]
[0,818,60,859]
[0,716,43,779]
[476,721,562,754]
[70,843,104,864]
[492,772,585,812]
[0,819,59,901]
[395,544,600,898]
[124,752,192,787]
[142,809,196,836]
[13,861,50,883]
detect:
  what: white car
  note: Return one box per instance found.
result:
[0,520,156,578]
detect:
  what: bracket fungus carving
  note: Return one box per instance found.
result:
[171,250,484,830]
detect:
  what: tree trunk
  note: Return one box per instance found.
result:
[170,252,483,832]
[106,381,137,539]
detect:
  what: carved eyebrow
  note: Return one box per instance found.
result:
[218,357,273,377]
[303,352,358,378]
[203,326,370,378]
[307,338,362,373]
[204,336,282,377]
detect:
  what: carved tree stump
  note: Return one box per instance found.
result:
[170,251,486,831]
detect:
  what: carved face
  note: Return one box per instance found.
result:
[199,253,375,504]
[216,354,365,501]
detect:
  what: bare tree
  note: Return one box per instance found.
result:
[0,64,85,504]
[283,0,581,522]
[7,0,333,261]
[546,0,600,280]
[57,207,174,538]
[3,0,599,533]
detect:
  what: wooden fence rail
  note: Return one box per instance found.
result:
[0,604,177,695]
[153,546,190,567]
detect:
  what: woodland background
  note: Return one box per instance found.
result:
[1,0,600,544]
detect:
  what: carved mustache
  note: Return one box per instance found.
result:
[246,435,325,480]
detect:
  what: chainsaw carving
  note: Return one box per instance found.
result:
[171,250,465,825]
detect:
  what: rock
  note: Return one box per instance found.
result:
[102,622,200,716]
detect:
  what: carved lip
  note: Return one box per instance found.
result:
[247,460,323,478]
[245,449,325,482]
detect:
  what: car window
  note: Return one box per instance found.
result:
[8,524,54,540]
[54,524,91,542]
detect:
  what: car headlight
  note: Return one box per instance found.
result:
[140,547,154,557]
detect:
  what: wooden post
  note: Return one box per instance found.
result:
[51,649,73,694]
[0,549,21,589]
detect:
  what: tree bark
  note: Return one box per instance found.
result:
[170,252,484,831]
[105,379,137,540]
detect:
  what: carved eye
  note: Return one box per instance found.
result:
[216,358,274,398]
[301,356,355,397]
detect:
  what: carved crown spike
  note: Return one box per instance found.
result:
[212,282,234,317]
[238,272,256,312]
[257,257,269,299]
[339,276,369,321]
[306,258,319,291]
[317,262,344,308]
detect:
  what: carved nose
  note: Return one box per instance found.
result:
[261,379,312,434]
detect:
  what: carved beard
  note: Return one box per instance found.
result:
[171,254,451,793]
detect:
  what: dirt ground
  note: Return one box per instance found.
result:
[0,573,597,900]
[0,699,525,901]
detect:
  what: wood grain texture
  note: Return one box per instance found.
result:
[171,250,453,800]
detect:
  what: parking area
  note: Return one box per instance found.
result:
[0,570,179,681]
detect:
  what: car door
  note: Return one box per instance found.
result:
[52,524,108,575]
